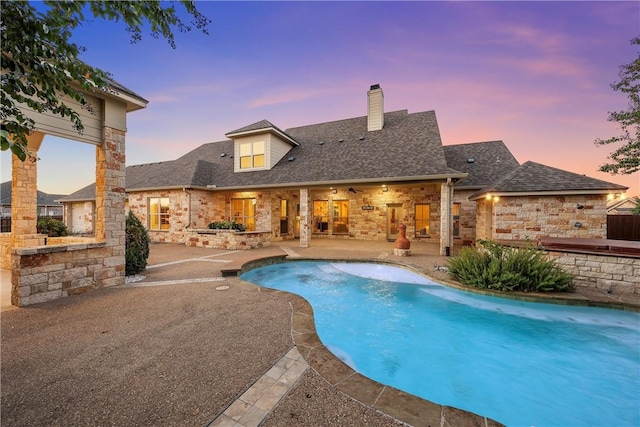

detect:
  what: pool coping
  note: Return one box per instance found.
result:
[233,255,639,427]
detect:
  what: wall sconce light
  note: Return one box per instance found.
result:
[574,221,582,228]
[492,196,499,202]
[576,204,584,209]
[331,188,337,194]
[382,185,388,192]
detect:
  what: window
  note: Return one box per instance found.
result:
[280,199,289,235]
[231,198,256,231]
[149,197,170,231]
[453,203,461,238]
[332,200,349,234]
[239,141,265,169]
[415,203,430,237]
[313,200,329,233]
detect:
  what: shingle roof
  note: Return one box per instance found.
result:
[444,141,520,189]
[1,181,66,206]
[144,109,463,191]
[55,183,95,202]
[469,161,628,199]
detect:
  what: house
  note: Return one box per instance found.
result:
[59,85,628,255]
[607,197,638,215]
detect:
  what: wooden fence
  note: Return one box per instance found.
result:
[607,215,640,241]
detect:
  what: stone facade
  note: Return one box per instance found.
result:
[453,190,478,245]
[126,184,448,246]
[477,195,608,242]
[548,251,640,295]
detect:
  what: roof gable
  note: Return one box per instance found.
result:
[225,119,299,147]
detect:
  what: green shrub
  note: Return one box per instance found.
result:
[37,216,68,237]
[447,239,573,292]
[125,211,150,276]
[207,220,245,232]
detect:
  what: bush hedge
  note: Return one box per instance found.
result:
[207,220,245,232]
[447,239,573,292]
[36,216,68,237]
[125,211,150,276]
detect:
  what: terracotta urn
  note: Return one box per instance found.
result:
[394,223,411,249]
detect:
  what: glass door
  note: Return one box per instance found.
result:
[387,204,403,241]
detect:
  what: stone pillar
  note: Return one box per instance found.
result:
[10,132,44,236]
[299,188,309,248]
[95,126,127,286]
[439,180,453,256]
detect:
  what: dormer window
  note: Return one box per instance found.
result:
[226,120,299,173]
[239,141,265,169]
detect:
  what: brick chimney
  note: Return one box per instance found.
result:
[367,84,384,131]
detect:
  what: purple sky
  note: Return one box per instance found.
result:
[2,1,639,197]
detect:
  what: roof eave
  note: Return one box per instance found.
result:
[208,172,468,192]
[469,188,628,201]
[225,127,299,146]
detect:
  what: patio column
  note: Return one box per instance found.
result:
[10,132,46,246]
[439,179,454,256]
[299,188,310,248]
[94,126,127,286]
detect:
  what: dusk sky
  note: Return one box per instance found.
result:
[2,1,639,197]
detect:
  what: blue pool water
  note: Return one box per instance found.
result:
[240,261,640,427]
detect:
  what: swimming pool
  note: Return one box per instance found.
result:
[240,261,640,427]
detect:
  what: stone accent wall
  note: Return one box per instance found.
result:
[477,195,608,242]
[548,250,640,295]
[186,230,271,250]
[11,242,123,306]
[128,189,188,244]
[453,190,477,244]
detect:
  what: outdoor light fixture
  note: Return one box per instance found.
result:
[331,188,337,194]
[382,185,388,192]
[574,221,583,228]
[576,204,584,209]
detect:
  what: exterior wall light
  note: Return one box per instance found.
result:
[331,188,337,194]
[574,221,582,228]
[382,185,388,192]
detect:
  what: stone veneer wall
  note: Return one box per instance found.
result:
[186,230,272,250]
[11,242,122,305]
[547,250,639,296]
[480,195,608,241]
[453,190,477,245]
[127,185,448,245]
